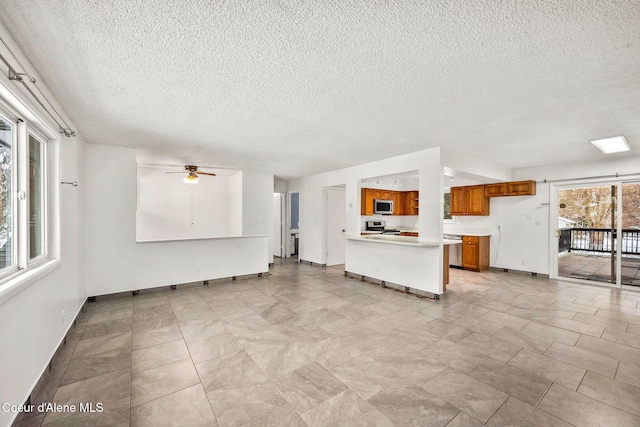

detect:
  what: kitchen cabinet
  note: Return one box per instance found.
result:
[485,180,536,197]
[404,191,419,216]
[361,188,374,215]
[462,235,490,271]
[450,185,489,216]
[392,191,403,215]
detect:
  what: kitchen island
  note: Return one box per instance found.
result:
[344,235,461,297]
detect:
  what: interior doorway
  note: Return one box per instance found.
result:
[287,192,300,259]
[325,186,346,266]
[555,181,640,287]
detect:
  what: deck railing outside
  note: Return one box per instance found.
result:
[560,228,640,255]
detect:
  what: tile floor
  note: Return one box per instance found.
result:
[558,252,640,286]
[15,259,640,427]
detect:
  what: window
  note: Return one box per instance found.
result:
[0,105,49,281]
[443,192,451,220]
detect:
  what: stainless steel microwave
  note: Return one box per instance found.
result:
[374,199,393,215]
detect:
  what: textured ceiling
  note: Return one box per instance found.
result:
[0,0,639,179]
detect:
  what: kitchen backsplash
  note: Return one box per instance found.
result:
[360,215,418,230]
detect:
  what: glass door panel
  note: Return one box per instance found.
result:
[621,182,640,287]
[558,185,617,284]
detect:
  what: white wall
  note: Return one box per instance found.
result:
[241,172,275,264]
[136,166,232,241]
[0,24,86,425]
[289,147,443,291]
[86,144,271,296]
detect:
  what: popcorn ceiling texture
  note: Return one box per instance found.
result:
[0,1,639,178]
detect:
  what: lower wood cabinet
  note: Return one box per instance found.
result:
[462,235,490,272]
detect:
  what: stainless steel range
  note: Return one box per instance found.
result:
[365,220,401,235]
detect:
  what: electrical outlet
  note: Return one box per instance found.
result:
[62,309,66,324]
[535,220,542,226]
[521,260,526,266]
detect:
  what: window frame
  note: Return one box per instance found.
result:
[26,128,48,266]
[0,101,50,281]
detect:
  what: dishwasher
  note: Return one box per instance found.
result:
[444,234,463,267]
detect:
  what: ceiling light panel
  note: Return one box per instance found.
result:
[590,136,630,154]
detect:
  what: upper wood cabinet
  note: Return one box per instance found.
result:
[450,185,489,216]
[361,189,414,216]
[485,180,536,197]
[361,188,374,215]
[405,191,419,216]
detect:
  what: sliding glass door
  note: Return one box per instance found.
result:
[556,181,640,287]
[621,182,640,286]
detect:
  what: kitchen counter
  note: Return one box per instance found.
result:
[347,235,462,246]
[345,235,460,295]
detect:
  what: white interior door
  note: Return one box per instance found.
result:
[326,187,346,266]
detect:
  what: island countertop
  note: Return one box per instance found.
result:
[345,235,462,247]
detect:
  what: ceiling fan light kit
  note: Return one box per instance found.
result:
[184,172,199,183]
[164,165,216,183]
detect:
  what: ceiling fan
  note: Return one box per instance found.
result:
[166,165,216,183]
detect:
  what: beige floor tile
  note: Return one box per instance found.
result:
[80,317,133,340]
[601,328,640,349]
[538,383,640,427]
[469,358,551,406]
[452,314,504,335]
[577,370,640,416]
[196,350,267,392]
[421,318,473,342]
[492,326,554,354]
[207,381,288,427]
[131,384,217,427]
[132,339,190,374]
[132,321,183,350]
[368,379,459,427]
[521,321,581,346]
[615,361,640,388]
[420,339,488,374]
[272,362,347,413]
[576,334,640,368]
[300,389,395,427]
[44,397,130,427]
[457,332,522,362]
[131,358,200,407]
[239,404,306,427]
[479,310,530,330]
[544,342,619,377]
[72,331,131,359]
[486,396,571,427]
[572,312,629,332]
[187,332,243,364]
[508,348,586,390]
[445,411,484,427]
[541,316,604,337]
[329,355,402,400]
[61,347,132,386]
[249,342,312,378]
[43,370,130,424]
[421,367,508,423]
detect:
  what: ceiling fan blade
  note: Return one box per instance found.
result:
[198,172,217,176]
[165,171,185,174]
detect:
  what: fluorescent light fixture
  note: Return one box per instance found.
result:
[590,136,630,154]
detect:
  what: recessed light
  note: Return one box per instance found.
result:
[590,136,630,154]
